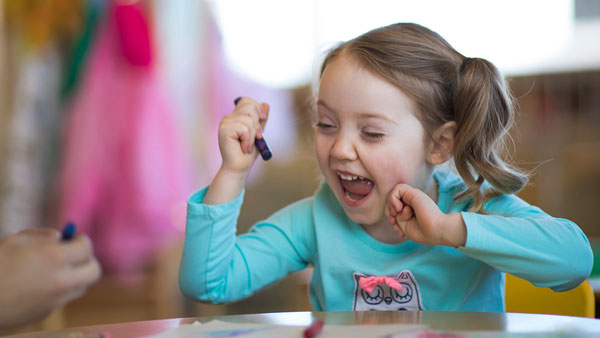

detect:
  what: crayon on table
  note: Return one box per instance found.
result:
[303,319,324,338]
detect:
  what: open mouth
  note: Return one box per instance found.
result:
[337,171,374,205]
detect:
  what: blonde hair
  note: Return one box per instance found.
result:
[319,23,528,212]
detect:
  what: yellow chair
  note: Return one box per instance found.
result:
[505,273,595,318]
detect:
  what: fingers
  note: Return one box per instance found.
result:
[392,204,414,238]
[218,96,271,173]
[395,202,414,223]
[16,228,61,241]
[234,97,267,131]
[224,114,258,154]
[12,229,94,267]
[259,102,270,135]
[388,183,425,216]
[387,184,417,237]
[228,97,269,152]
[393,222,406,238]
[53,257,102,308]
[61,234,95,266]
[66,256,102,288]
[386,184,408,222]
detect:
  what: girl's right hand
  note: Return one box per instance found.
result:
[204,97,270,205]
[218,97,270,175]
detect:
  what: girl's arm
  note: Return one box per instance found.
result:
[457,196,593,291]
[387,183,593,291]
[180,97,313,302]
[178,187,313,303]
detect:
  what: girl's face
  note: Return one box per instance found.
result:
[315,54,436,230]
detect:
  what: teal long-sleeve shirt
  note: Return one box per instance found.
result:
[179,171,593,311]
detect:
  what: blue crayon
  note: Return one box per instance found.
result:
[61,222,77,241]
[234,97,272,161]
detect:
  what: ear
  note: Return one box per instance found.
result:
[427,121,456,165]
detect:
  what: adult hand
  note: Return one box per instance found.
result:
[0,228,101,329]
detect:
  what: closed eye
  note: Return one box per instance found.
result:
[315,122,335,131]
[362,131,384,140]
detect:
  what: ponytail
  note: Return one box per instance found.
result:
[452,57,528,212]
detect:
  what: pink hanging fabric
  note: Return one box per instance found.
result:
[58,2,191,274]
[114,3,152,67]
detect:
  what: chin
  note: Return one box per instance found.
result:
[343,208,381,226]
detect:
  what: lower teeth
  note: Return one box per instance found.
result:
[345,190,364,201]
[345,190,354,200]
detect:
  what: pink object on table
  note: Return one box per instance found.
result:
[303,319,324,338]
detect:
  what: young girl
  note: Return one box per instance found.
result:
[179,23,593,311]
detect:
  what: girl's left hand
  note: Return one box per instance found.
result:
[385,183,466,247]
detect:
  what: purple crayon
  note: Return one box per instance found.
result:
[234,97,272,161]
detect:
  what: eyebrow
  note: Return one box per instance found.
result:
[316,100,396,124]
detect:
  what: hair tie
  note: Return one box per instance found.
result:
[449,56,471,118]
[449,57,470,117]
[460,57,470,75]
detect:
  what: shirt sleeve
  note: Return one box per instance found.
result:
[178,186,313,303]
[457,194,593,291]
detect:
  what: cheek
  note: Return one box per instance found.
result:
[367,143,427,188]
[375,161,410,192]
[314,135,331,172]
[314,134,325,159]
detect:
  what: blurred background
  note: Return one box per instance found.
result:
[0,0,599,333]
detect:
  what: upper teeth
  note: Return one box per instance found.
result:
[338,172,363,181]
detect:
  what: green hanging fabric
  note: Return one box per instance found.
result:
[60,0,104,102]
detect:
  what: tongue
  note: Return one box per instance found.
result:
[341,178,373,198]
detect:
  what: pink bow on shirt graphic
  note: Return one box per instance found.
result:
[359,276,403,293]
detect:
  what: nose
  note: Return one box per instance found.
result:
[330,131,357,161]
